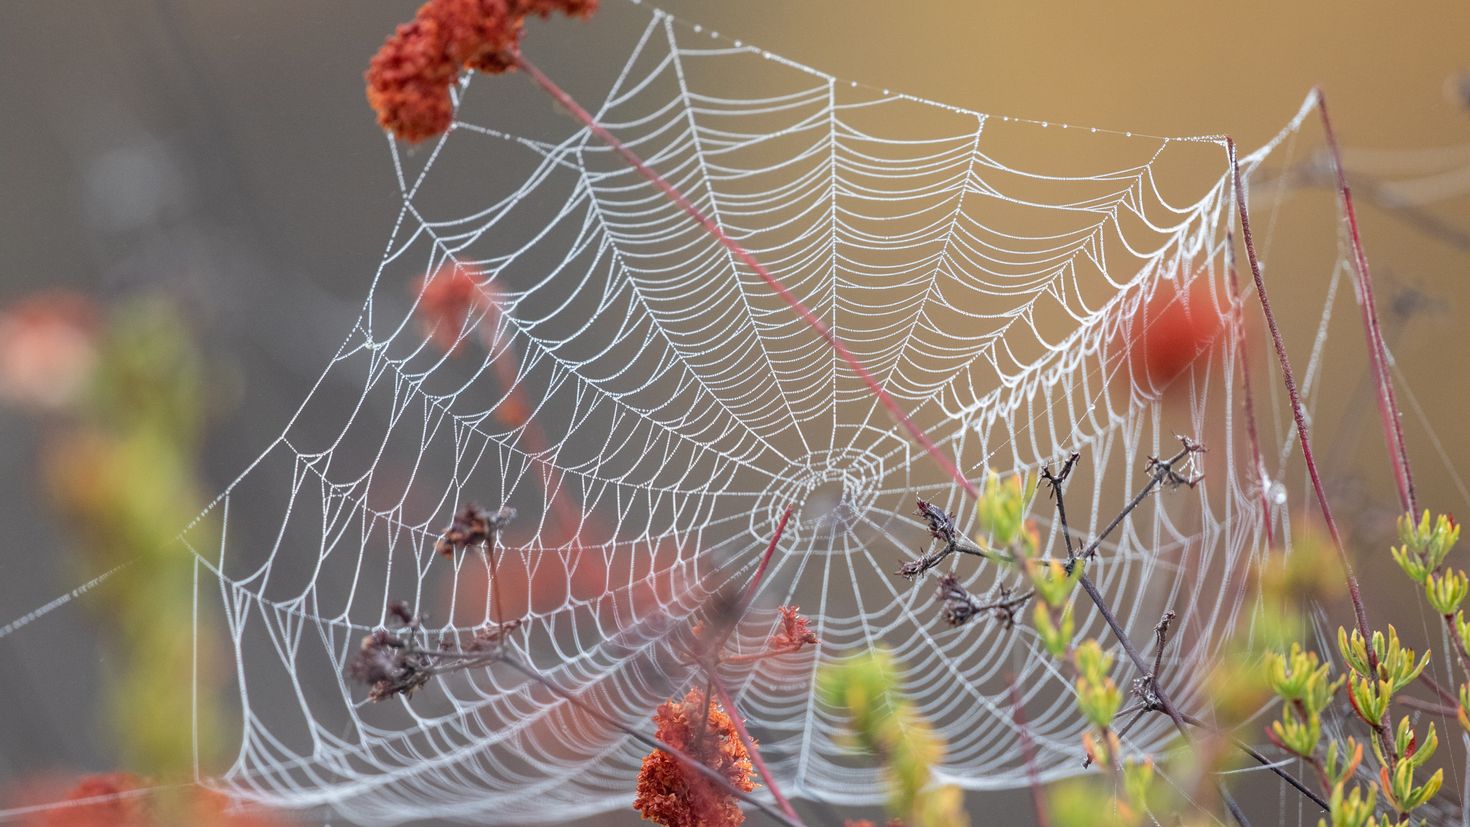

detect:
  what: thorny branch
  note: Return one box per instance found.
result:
[1040,452,1080,561]
[923,440,1320,819]
[1070,438,1204,571]
[898,498,1009,580]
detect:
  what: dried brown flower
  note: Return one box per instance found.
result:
[435,503,516,556]
[347,608,434,702]
[914,498,956,545]
[935,574,980,627]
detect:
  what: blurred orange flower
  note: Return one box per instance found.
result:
[1122,276,1226,391]
[15,774,282,827]
[0,291,98,412]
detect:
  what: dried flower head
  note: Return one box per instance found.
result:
[366,0,599,142]
[894,556,928,581]
[935,574,980,627]
[914,498,956,545]
[633,689,756,827]
[768,605,817,654]
[435,503,516,556]
[347,608,434,702]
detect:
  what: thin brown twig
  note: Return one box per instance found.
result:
[1073,442,1198,568]
[1174,711,1329,812]
[1041,452,1081,563]
[1008,676,1052,827]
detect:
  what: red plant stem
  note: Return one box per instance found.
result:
[1227,137,1372,648]
[1008,677,1052,827]
[514,55,977,500]
[709,674,804,824]
[740,505,793,612]
[1228,137,1364,640]
[1229,137,1395,764]
[1312,89,1418,516]
[711,505,799,818]
[1225,245,1275,545]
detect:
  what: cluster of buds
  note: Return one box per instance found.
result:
[435,503,516,556]
[1390,510,1460,583]
[1377,717,1442,814]
[817,649,967,825]
[1331,623,1440,822]
[1339,626,1429,728]
[1073,640,1123,734]
[974,470,1038,556]
[1263,643,1342,757]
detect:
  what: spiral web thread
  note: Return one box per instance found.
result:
[170,4,1350,823]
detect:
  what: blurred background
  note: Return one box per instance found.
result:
[0,1,1466,824]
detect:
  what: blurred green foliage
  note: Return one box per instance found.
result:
[39,297,220,777]
[818,648,968,827]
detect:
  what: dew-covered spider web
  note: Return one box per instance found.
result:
[105,2,1383,823]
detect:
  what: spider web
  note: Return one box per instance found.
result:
[140,3,1348,823]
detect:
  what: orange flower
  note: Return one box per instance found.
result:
[634,689,756,827]
[366,0,598,142]
[721,605,819,666]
